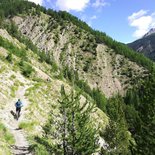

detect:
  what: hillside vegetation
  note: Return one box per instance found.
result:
[0,28,109,154]
[0,0,155,154]
[11,11,150,97]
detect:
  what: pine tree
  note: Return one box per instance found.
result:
[124,74,155,155]
[44,85,99,154]
[100,95,133,155]
[134,74,155,155]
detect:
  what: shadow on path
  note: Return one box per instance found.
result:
[10,110,17,119]
[15,127,22,130]
[11,145,33,155]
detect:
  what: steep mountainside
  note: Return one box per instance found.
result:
[128,28,155,61]
[0,28,108,154]
[0,0,155,155]
[12,14,148,97]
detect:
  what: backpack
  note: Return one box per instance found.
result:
[16,101,22,107]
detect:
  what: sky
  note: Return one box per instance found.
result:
[28,0,155,43]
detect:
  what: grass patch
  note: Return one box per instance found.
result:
[30,143,49,155]
[0,36,27,59]
[10,74,16,80]
[28,136,54,155]
[0,122,15,155]
[0,147,11,155]
[0,65,6,74]
[19,121,38,132]
[0,123,14,144]
[10,85,18,97]
[32,77,45,82]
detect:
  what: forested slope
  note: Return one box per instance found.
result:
[0,0,155,154]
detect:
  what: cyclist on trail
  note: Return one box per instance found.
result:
[15,99,23,119]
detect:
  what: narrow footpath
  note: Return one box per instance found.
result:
[0,86,32,155]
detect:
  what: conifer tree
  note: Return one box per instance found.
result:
[44,85,99,155]
[100,95,133,154]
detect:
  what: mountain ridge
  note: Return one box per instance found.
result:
[0,0,155,154]
[143,28,155,38]
[128,28,155,61]
[10,13,150,97]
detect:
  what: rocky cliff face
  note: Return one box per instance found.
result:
[128,28,155,61]
[143,28,155,38]
[12,14,148,97]
[1,1,154,154]
[0,28,109,153]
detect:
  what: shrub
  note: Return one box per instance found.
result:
[6,52,13,62]
[19,60,34,77]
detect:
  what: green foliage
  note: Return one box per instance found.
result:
[92,89,107,112]
[56,11,154,71]
[0,122,15,145]
[11,84,18,97]
[43,85,99,154]
[106,96,125,121]
[62,67,107,112]
[0,122,15,154]
[62,66,75,83]
[1,2,155,154]
[4,21,39,54]
[6,52,13,62]
[19,121,37,132]
[32,136,54,154]
[83,61,90,72]
[102,82,155,155]
[92,31,154,71]
[124,73,155,155]
[101,95,133,154]
[19,60,34,77]
[3,21,58,72]
[76,79,92,95]
[0,9,4,26]
[1,0,153,72]
[6,21,18,38]
[38,52,58,72]
[0,36,27,59]
[0,0,37,18]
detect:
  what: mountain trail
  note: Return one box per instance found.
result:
[0,86,33,155]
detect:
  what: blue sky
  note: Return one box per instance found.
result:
[28,0,155,43]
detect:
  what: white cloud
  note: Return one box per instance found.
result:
[28,0,43,5]
[92,0,109,8]
[128,10,148,22]
[56,0,90,12]
[128,10,155,38]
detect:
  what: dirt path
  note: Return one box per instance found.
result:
[0,86,32,155]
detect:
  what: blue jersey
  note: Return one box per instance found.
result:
[15,101,23,108]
